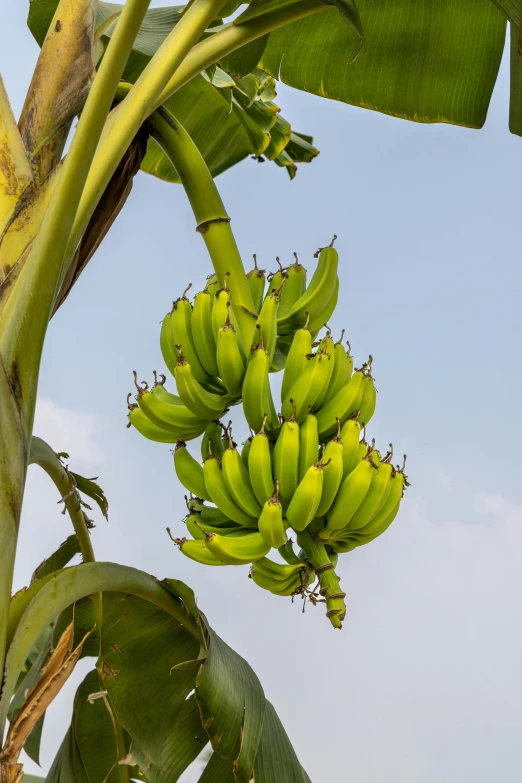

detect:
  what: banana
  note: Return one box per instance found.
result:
[270,345,287,373]
[340,414,362,476]
[171,285,211,384]
[281,346,333,422]
[217,303,246,397]
[212,273,243,348]
[280,315,312,402]
[127,398,188,443]
[252,556,304,581]
[192,284,219,377]
[246,254,266,313]
[298,412,319,481]
[170,535,226,566]
[272,410,300,510]
[319,456,376,538]
[175,349,230,419]
[241,436,252,469]
[222,431,263,518]
[203,455,258,528]
[250,568,303,596]
[188,499,232,527]
[135,376,207,434]
[278,253,307,318]
[242,329,277,435]
[258,481,287,548]
[160,311,179,377]
[286,457,326,532]
[319,332,349,410]
[316,422,344,517]
[204,530,270,565]
[316,369,366,439]
[174,441,211,502]
[248,416,275,505]
[308,276,340,336]
[278,539,306,566]
[201,420,225,461]
[344,449,394,532]
[265,258,287,297]
[312,330,336,410]
[206,273,219,298]
[358,357,377,425]
[185,513,242,540]
[277,239,339,334]
[256,283,282,366]
[348,454,407,539]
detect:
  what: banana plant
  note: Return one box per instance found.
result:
[1,0,520,779]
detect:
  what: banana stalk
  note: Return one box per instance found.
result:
[296,529,346,629]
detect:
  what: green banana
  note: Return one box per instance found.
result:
[278,539,306,566]
[258,481,287,548]
[250,568,303,596]
[316,369,366,439]
[192,285,219,377]
[347,454,407,539]
[256,283,282,366]
[201,420,225,461]
[252,557,304,581]
[344,451,394,532]
[249,416,275,505]
[174,349,230,419]
[320,332,349,407]
[203,455,258,528]
[277,240,339,333]
[312,331,336,410]
[187,499,232,527]
[281,346,333,422]
[241,436,252,469]
[171,286,211,384]
[216,303,246,397]
[280,314,312,402]
[308,276,340,336]
[320,456,376,538]
[298,412,319,481]
[278,253,306,318]
[266,258,287,297]
[272,411,300,510]
[340,414,362,476]
[211,274,232,339]
[359,371,377,425]
[204,530,270,565]
[174,441,211,502]
[171,535,226,566]
[222,432,263,518]
[286,457,326,532]
[246,254,266,313]
[242,329,276,435]
[185,512,242,540]
[316,422,344,517]
[135,376,207,433]
[160,311,179,377]
[127,399,190,443]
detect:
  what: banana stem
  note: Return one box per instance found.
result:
[148,109,254,343]
[296,529,346,629]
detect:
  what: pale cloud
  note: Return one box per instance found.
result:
[33,398,104,468]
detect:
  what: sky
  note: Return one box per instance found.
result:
[2,2,522,781]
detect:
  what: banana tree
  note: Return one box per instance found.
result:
[1,0,520,779]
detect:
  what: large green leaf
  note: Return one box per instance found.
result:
[260,0,506,128]
[236,0,363,41]
[253,701,310,782]
[31,535,81,582]
[23,776,45,782]
[510,22,522,134]
[490,0,522,23]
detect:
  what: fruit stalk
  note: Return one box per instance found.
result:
[296,529,346,629]
[145,110,255,345]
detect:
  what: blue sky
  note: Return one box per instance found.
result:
[2,3,522,781]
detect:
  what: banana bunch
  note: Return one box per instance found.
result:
[128,237,410,629]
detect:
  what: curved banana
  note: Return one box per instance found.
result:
[319,456,376,538]
[203,455,258,528]
[188,500,232,527]
[171,535,226,566]
[277,240,339,333]
[252,556,304,581]
[308,276,340,336]
[222,433,263,518]
[340,415,362,476]
[265,258,287,298]
[242,330,274,435]
[316,422,344,517]
[348,455,407,539]
[278,253,306,318]
[280,315,312,402]
[204,530,270,565]
[175,349,230,419]
[281,346,333,422]
[185,513,242,540]
[192,285,219,377]
[136,378,207,434]
[316,369,366,439]
[250,568,303,596]
[286,458,325,532]
[201,420,225,462]
[171,286,210,384]
[246,254,266,313]
[278,539,306,566]
[344,451,394,532]
[256,283,282,366]
[217,303,246,397]
[241,436,252,469]
[249,415,275,505]
[174,441,211,502]
[321,332,349,408]
[298,412,319,481]
[358,357,377,425]
[272,411,300,510]
[127,399,186,443]
[160,311,179,377]
[312,331,336,410]
[258,481,287,548]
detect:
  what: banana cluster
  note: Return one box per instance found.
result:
[127,239,409,629]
